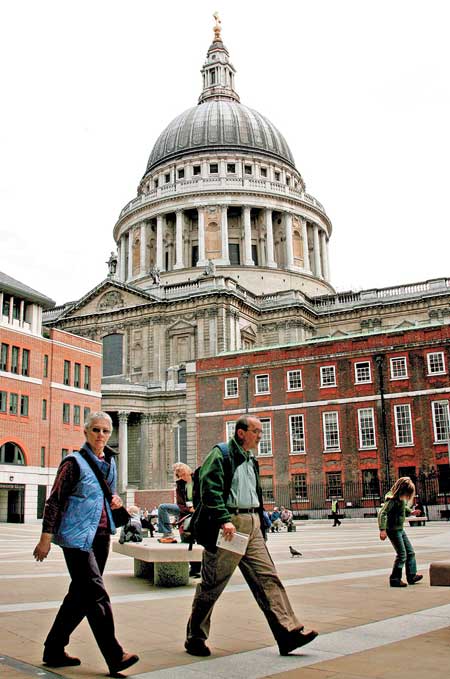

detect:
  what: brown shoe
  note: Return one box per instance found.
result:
[278,629,318,655]
[108,652,139,676]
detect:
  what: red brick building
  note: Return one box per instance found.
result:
[0,272,102,522]
[189,324,450,519]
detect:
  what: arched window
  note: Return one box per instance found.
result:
[102,334,123,376]
[293,230,303,266]
[177,366,186,384]
[0,442,25,465]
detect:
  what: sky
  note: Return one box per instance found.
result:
[0,0,449,305]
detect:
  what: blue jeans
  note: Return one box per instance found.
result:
[387,529,416,581]
[157,503,180,536]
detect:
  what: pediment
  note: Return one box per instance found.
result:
[167,319,197,334]
[393,320,416,329]
[56,279,156,320]
[241,324,257,338]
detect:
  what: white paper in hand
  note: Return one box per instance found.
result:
[216,529,249,555]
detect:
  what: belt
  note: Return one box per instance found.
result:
[227,507,259,514]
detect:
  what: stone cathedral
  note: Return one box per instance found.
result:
[47,17,450,497]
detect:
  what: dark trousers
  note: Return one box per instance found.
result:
[332,511,341,526]
[387,529,417,581]
[44,534,123,666]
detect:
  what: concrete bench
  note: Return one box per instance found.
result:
[407,516,428,526]
[430,562,450,586]
[112,539,203,587]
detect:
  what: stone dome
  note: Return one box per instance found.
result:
[145,100,296,174]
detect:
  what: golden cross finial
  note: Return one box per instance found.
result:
[213,11,222,40]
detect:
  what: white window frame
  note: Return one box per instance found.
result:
[427,351,446,376]
[354,361,371,384]
[431,400,450,443]
[289,414,306,454]
[287,369,303,391]
[255,373,270,395]
[322,411,340,451]
[258,418,272,456]
[224,377,239,399]
[225,420,236,441]
[320,365,336,388]
[357,407,376,449]
[390,356,408,380]
[394,403,414,446]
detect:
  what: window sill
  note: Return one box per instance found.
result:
[224,395,239,400]
[358,447,377,451]
[289,451,306,455]
[354,381,373,386]
[323,449,341,454]
[395,444,414,448]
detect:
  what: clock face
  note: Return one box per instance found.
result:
[211,54,217,60]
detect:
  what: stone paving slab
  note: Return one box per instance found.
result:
[0,522,449,678]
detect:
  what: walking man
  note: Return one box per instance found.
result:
[185,415,318,656]
[331,498,341,526]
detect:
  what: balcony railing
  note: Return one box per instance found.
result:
[118,176,327,221]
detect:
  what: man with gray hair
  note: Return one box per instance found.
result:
[185,415,318,657]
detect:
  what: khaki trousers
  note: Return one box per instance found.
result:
[186,513,300,643]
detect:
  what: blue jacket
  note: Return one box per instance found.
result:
[53,444,117,551]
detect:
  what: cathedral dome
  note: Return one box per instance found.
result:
[145,100,295,173]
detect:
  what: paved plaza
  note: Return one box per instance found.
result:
[0,520,449,678]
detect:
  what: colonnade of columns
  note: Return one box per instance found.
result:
[117,205,330,282]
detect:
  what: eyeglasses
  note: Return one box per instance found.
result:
[248,428,263,435]
[91,427,111,434]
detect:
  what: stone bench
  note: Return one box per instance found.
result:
[112,539,203,587]
[430,562,450,586]
[407,516,428,526]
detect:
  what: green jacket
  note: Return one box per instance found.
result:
[378,493,412,531]
[194,437,265,550]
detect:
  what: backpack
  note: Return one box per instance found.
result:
[186,442,230,549]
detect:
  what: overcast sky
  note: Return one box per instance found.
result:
[1,0,449,305]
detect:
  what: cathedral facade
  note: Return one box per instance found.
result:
[47,19,450,501]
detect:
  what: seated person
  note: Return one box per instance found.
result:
[157,463,194,544]
[270,507,283,532]
[280,506,293,527]
[119,506,143,543]
[140,509,155,537]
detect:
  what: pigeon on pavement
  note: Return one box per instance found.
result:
[289,545,302,557]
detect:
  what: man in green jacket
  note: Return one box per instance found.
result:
[185,415,318,657]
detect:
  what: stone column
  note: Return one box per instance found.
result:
[320,230,330,281]
[127,230,133,280]
[301,218,311,272]
[140,222,147,274]
[197,207,206,265]
[228,311,236,351]
[118,411,129,493]
[313,224,322,278]
[208,309,217,356]
[140,413,152,489]
[174,210,184,269]
[265,208,276,268]
[19,300,25,326]
[235,312,241,350]
[221,205,230,264]
[156,215,164,271]
[196,310,205,358]
[8,295,13,324]
[119,237,126,281]
[285,212,294,269]
[243,206,254,265]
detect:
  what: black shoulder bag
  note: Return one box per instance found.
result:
[80,450,130,527]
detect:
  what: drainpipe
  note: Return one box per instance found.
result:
[242,368,250,413]
[375,354,391,489]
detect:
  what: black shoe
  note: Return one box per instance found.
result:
[278,629,318,655]
[43,651,81,667]
[108,652,139,677]
[184,639,211,656]
[407,574,423,585]
[390,579,408,587]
